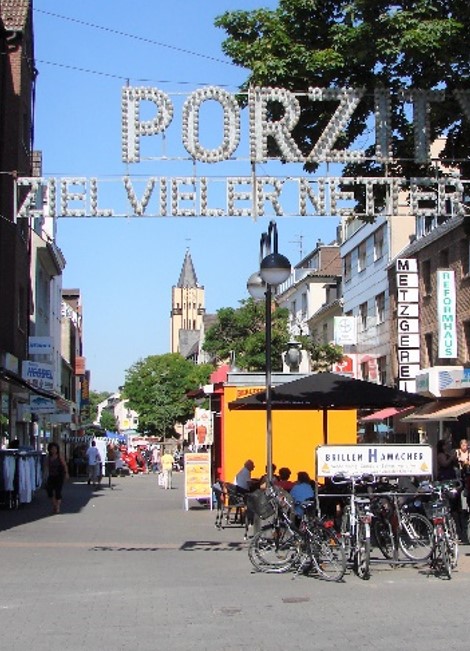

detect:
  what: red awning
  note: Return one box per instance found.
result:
[359,406,414,423]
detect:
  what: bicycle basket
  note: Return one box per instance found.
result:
[424,499,447,520]
[246,489,275,519]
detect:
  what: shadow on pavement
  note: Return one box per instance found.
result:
[0,479,106,533]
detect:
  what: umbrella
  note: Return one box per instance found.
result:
[228,372,430,443]
[229,372,430,411]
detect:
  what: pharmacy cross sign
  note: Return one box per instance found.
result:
[15,85,470,220]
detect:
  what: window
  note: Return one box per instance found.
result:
[374,227,384,261]
[376,292,385,324]
[422,260,432,295]
[344,253,351,281]
[358,242,367,272]
[18,286,26,332]
[359,302,368,331]
[322,323,328,344]
[460,240,470,277]
[464,322,470,361]
[361,361,369,381]
[291,300,297,319]
[301,293,307,319]
[425,333,433,367]
[439,248,449,268]
[377,356,387,385]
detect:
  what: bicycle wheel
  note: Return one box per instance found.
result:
[248,523,301,573]
[354,522,371,580]
[340,508,352,560]
[308,524,346,582]
[399,513,433,561]
[373,518,394,560]
[446,517,459,569]
[440,537,452,579]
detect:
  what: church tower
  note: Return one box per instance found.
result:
[170,249,205,356]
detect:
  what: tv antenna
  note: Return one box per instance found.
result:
[289,234,304,261]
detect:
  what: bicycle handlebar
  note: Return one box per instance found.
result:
[331,472,376,485]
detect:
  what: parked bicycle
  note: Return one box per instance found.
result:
[247,484,346,581]
[371,485,434,563]
[294,499,346,582]
[331,474,373,580]
[425,480,460,579]
[247,484,300,574]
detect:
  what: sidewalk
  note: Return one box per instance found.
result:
[1,472,470,651]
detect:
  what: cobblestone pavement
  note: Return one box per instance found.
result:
[1,472,469,651]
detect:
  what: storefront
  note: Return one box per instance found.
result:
[402,366,470,452]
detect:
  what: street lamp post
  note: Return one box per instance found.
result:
[247,221,291,484]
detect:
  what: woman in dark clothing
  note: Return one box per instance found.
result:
[45,442,68,514]
[436,439,457,480]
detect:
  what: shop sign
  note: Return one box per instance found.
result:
[28,336,52,355]
[184,452,212,510]
[334,316,357,346]
[437,269,457,358]
[194,407,213,446]
[22,361,54,391]
[332,354,355,375]
[316,444,432,477]
[30,396,56,414]
[396,259,420,392]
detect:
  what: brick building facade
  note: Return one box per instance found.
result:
[388,215,470,382]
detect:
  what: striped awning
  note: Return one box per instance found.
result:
[400,399,470,422]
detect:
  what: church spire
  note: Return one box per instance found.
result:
[177,249,199,288]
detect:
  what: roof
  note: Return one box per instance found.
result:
[388,215,463,269]
[177,249,199,288]
[401,398,470,422]
[0,0,30,31]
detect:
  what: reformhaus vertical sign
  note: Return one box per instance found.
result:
[437,270,457,358]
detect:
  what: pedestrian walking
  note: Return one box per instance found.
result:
[151,445,161,474]
[161,449,175,490]
[44,442,68,514]
[86,440,102,487]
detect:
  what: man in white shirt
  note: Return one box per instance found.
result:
[235,459,255,492]
[86,440,101,487]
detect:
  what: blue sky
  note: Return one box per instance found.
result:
[33,1,339,392]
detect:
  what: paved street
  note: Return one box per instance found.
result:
[1,472,469,651]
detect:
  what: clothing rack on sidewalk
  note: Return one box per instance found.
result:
[0,450,45,509]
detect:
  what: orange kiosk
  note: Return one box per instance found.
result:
[212,371,357,484]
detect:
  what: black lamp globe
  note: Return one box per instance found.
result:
[260,252,291,286]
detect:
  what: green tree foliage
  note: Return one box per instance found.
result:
[99,410,117,431]
[298,335,344,371]
[122,354,212,437]
[87,390,112,425]
[203,297,291,371]
[216,1,470,197]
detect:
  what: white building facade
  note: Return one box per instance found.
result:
[341,214,415,383]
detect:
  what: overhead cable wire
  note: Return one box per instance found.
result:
[34,7,237,68]
[33,58,238,88]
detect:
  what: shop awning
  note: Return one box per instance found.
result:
[359,406,414,423]
[400,399,470,422]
